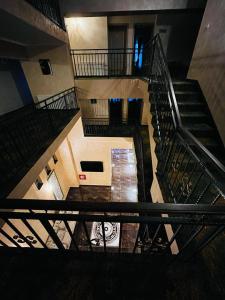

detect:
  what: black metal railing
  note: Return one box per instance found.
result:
[149,34,225,205]
[0,88,79,198]
[0,199,225,261]
[71,47,151,78]
[25,0,65,30]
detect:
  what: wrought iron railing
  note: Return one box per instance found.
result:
[25,0,65,30]
[0,199,225,261]
[0,88,79,198]
[71,47,151,78]
[149,34,225,205]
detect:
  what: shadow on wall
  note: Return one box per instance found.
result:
[0,59,33,115]
[75,79,144,99]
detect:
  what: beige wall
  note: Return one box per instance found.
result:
[188,0,225,146]
[68,118,134,186]
[65,17,108,49]
[21,44,74,101]
[23,139,79,201]
[76,78,149,124]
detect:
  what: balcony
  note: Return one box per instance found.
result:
[71,47,151,78]
[0,88,79,198]
[25,0,65,30]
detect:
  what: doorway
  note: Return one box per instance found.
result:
[127,98,143,125]
[108,25,127,75]
[109,98,123,125]
[133,24,154,75]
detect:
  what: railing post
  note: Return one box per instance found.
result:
[45,100,55,136]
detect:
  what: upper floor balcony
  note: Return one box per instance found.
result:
[0,88,79,199]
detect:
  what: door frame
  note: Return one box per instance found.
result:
[108,98,123,125]
[108,25,128,75]
[127,98,143,125]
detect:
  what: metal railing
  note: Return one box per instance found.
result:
[149,34,225,206]
[71,47,151,78]
[1,199,225,261]
[0,88,79,198]
[25,0,65,30]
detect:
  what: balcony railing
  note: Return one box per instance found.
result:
[25,0,65,30]
[71,48,151,78]
[1,199,225,262]
[149,35,225,206]
[0,87,79,198]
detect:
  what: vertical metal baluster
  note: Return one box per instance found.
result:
[184,170,204,204]
[101,221,107,253]
[164,224,183,251]
[196,182,211,204]
[82,221,93,252]
[64,221,79,252]
[0,228,21,248]
[3,219,34,248]
[41,219,64,250]
[133,224,141,254]
[22,219,47,249]
[119,222,123,254]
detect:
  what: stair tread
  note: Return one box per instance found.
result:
[180,112,207,117]
[186,123,215,131]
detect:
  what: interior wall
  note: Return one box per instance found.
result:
[188,0,225,146]
[76,78,149,124]
[156,11,203,77]
[108,15,156,48]
[21,44,74,102]
[68,118,134,186]
[65,17,108,49]
[23,139,79,201]
[0,60,33,115]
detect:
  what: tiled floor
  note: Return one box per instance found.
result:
[66,148,139,252]
[111,149,138,202]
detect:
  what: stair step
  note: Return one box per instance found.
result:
[186,123,216,137]
[172,81,198,92]
[180,112,210,125]
[177,102,205,113]
[175,92,203,103]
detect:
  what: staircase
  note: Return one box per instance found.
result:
[173,79,225,165]
[149,34,225,207]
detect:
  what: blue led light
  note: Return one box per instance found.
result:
[134,39,139,63]
[138,43,144,69]
[110,98,121,103]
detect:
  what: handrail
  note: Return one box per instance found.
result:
[35,87,76,107]
[2,199,225,215]
[152,34,225,177]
